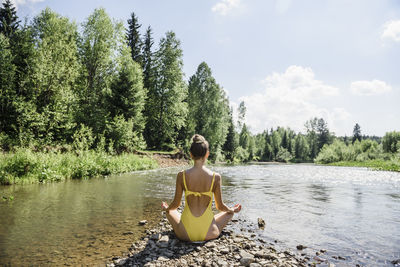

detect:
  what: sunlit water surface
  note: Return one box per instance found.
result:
[1,164,399,266]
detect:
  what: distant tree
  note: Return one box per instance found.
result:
[281,131,288,149]
[317,118,331,150]
[382,131,400,153]
[239,123,250,151]
[237,101,246,130]
[352,123,362,144]
[294,134,309,161]
[263,131,273,161]
[0,0,20,38]
[305,117,319,158]
[126,12,142,66]
[222,109,237,161]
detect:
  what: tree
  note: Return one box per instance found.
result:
[108,44,147,149]
[186,62,230,158]
[294,134,310,161]
[352,123,361,144]
[16,8,80,144]
[239,124,250,149]
[382,131,400,153]
[237,100,246,130]
[148,31,187,150]
[0,33,16,135]
[222,109,237,161]
[77,8,122,135]
[0,0,20,38]
[126,12,142,66]
[305,117,320,158]
[142,26,157,146]
[317,118,331,150]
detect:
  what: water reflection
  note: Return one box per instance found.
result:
[308,183,331,203]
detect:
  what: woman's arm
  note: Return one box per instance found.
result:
[213,174,235,214]
[165,171,184,212]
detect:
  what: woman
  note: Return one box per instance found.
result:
[161,134,241,242]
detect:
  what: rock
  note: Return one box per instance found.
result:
[240,250,254,266]
[328,263,335,267]
[113,258,127,266]
[392,259,400,265]
[220,247,230,254]
[217,259,228,266]
[159,235,169,243]
[205,241,216,248]
[150,233,161,240]
[139,220,148,225]
[157,256,168,261]
[296,244,307,250]
[257,218,265,228]
[123,231,134,235]
[320,249,327,253]
[249,263,261,267]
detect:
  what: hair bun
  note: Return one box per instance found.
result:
[192,134,205,144]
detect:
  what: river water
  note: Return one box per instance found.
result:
[0,164,399,266]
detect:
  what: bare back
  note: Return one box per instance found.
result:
[183,167,215,217]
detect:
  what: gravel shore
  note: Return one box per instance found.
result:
[106,214,328,267]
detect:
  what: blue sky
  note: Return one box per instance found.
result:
[11,0,400,136]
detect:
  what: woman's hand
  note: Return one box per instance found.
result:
[232,204,242,213]
[161,201,169,211]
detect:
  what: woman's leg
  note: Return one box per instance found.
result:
[204,212,234,240]
[165,210,190,241]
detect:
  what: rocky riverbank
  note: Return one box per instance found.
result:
[106,214,333,267]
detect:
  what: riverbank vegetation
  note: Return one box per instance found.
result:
[0,2,399,184]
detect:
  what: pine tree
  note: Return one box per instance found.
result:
[222,109,236,161]
[0,34,16,135]
[142,26,156,146]
[0,0,20,38]
[352,123,361,144]
[108,44,147,149]
[317,118,330,150]
[126,12,142,66]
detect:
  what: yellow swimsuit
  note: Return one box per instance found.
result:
[181,171,215,242]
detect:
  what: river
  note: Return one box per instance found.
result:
[0,164,399,266]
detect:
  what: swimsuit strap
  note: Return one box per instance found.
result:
[183,171,215,197]
[183,170,188,191]
[209,173,215,192]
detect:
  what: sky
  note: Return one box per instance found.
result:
[10,0,400,137]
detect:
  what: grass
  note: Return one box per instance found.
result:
[0,148,158,185]
[327,159,400,172]
[136,149,181,155]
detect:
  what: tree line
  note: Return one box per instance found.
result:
[1,2,399,164]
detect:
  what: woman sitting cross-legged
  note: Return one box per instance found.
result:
[161,134,242,242]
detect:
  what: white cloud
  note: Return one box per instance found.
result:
[350,79,392,96]
[382,20,400,42]
[10,0,45,8]
[236,65,349,135]
[212,0,240,16]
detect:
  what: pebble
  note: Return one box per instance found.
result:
[257,218,265,228]
[139,220,148,225]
